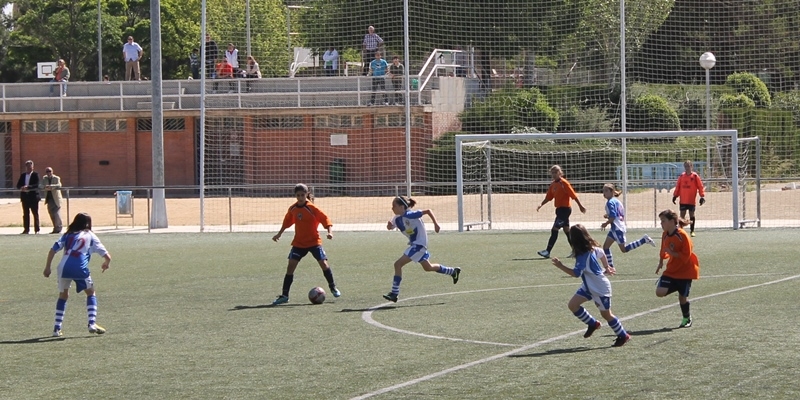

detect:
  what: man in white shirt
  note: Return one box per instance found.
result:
[323,46,339,76]
[123,36,144,81]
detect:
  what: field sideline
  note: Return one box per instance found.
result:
[1,229,798,399]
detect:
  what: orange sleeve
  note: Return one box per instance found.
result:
[695,173,706,197]
[280,207,295,231]
[663,229,700,279]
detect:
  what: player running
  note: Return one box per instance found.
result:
[600,183,656,272]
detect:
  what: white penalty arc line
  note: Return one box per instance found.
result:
[352,273,800,400]
[360,272,786,347]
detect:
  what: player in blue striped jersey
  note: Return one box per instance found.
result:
[382,196,461,303]
[43,213,111,337]
[600,183,655,272]
[552,224,630,347]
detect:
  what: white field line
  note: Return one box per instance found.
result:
[353,273,800,400]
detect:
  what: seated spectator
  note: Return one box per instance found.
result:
[245,56,261,92]
[214,58,235,92]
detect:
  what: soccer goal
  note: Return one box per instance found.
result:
[455,130,760,232]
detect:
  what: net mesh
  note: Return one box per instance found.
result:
[197,0,800,231]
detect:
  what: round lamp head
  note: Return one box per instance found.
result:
[699,52,716,70]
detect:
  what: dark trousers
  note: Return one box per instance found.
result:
[370,77,386,104]
[391,78,403,104]
[21,198,40,233]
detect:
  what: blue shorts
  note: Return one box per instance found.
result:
[576,286,612,311]
[553,207,572,229]
[288,246,327,261]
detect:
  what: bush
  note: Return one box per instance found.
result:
[459,88,559,134]
[772,91,800,127]
[719,93,756,109]
[627,94,681,131]
[559,105,614,133]
[726,72,771,108]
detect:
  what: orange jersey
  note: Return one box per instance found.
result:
[660,228,700,280]
[544,178,579,208]
[280,202,332,248]
[673,172,705,205]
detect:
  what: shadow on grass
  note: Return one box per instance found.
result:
[339,302,446,313]
[512,257,550,262]
[630,327,676,336]
[508,346,595,358]
[0,336,96,345]
[229,303,329,311]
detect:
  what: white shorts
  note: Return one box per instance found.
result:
[404,244,431,263]
[607,227,627,245]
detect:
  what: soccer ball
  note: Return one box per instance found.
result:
[308,286,326,304]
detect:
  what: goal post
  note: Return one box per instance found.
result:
[455,130,743,232]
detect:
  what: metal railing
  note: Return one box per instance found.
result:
[0,76,434,113]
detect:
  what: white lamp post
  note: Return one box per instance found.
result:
[699,52,716,130]
[700,52,716,175]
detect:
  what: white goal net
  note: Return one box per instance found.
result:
[455,130,758,232]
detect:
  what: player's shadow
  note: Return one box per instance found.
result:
[512,257,550,262]
[0,336,94,345]
[340,302,446,313]
[630,327,676,336]
[508,346,595,358]
[229,303,331,311]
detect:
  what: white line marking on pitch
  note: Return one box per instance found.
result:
[352,274,800,400]
[360,273,783,346]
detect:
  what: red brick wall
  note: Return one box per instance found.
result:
[8,112,432,189]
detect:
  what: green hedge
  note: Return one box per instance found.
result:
[726,72,771,108]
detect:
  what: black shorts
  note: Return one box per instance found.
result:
[288,246,327,261]
[679,204,697,213]
[657,275,693,297]
[552,207,572,229]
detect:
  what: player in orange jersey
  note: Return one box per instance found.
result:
[655,209,700,328]
[271,184,341,305]
[672,160,705,237]
[536,165,586,258]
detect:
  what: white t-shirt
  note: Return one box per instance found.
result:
[123,42,142,62]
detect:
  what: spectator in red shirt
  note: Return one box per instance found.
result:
[214,58,234,92]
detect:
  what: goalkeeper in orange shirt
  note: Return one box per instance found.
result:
[672,160,706,237]
[536,165,586,258]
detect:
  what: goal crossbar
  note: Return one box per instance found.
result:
[455,130,740,232]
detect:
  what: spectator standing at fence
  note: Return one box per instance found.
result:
[322,46,339,76]
[43,213,112,337]
[536,165,586,258]
[368,51,389,106]
[123,36,143,81]
[383,196,461,303]
[49,59,69,97]
[189,48,200,80]
[655,209,700,328]
[39,167,63,234]
[600,183,655,272]
[271,184,342,305]
[388,55,404,105]
[672,160,705,237]
[551,224,630,347]
[225,43,240,74]
[362,26,384,76]
[16,160,41,234]
[204,34,218,79]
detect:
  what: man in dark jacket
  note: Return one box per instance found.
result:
[16,160,41,234]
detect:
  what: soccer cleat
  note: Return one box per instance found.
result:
[643,234,656,247]
[690,231,696,237]
[537,250,550,258]
[52,329,63,337]
[612,333,631,347]
[584,321,601,338]
[272,295,289,305]
[383,293,398,303]
[88,324,106,335]
[452,268,461,284]
[680,317,693,328]
[330,287,342,298]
